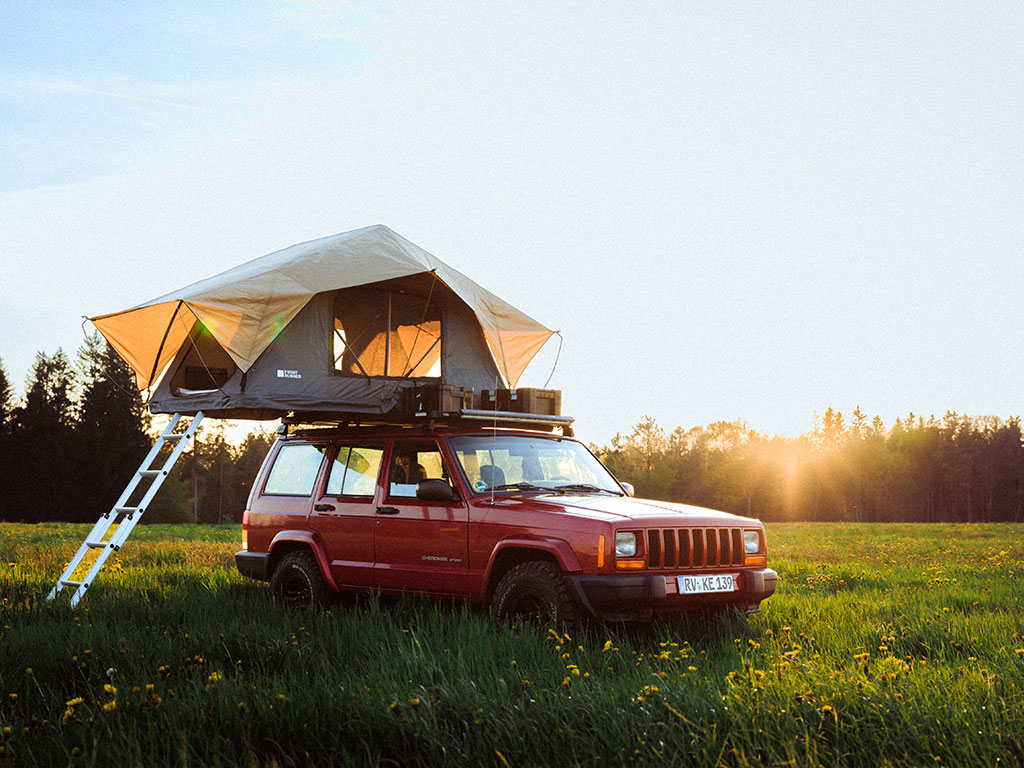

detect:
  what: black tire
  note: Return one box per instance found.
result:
[269,550,328,611]
[491,562,580,629]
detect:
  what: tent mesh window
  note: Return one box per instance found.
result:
[169,322,237,394]
[332,289,441,378]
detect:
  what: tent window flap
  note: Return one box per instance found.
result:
[333,289,441,378]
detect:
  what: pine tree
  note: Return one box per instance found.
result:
[0,358,13,435]
[75,334,151,523]
[0,359,14,517]
[9,350,78,521]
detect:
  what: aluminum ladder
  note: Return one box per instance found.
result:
[47,412,204,609]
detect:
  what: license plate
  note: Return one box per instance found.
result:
[677,573,738,594]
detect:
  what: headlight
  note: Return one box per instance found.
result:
[743,530,761,554]
[615,531,637,558]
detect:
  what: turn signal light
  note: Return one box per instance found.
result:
[597,535,605,568]
[744,554,766,567]
[616,559,646,570]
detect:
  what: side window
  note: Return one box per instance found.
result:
[387,441,453,499]
[325,445,384,497]
[263,444,328,496]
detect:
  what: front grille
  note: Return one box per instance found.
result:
[645,527,744,569]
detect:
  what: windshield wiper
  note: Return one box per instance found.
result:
[553,483,622,496]
[488,482,561,494]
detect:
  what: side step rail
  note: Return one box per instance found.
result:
[47,412,204,609]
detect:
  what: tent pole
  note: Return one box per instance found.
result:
[385,293,392,377]
[147,300,183,389]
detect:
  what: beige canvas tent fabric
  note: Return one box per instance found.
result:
[90,225,553,389]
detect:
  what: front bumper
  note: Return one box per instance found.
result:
[566,568,777,622]
[235,551,270,582]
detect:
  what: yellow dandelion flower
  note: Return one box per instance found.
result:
[389,700,400,713]
[102,701,116,712]
[409,697,421,708]
[571,668,581,678]
[277,694,290,703]
[104,684,117,695]
[146,684,155,692]
[8,693,16,701]
[602,640,613,653]
[688,666,697,672]
[66,697,84,707]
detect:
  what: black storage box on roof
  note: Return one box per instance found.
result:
[481,388,562,416]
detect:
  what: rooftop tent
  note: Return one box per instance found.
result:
[90,225,554,419]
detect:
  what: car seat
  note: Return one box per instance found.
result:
[479,464,505,488]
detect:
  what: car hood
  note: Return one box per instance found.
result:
[495,493,760,527]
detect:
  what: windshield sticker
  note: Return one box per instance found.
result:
[474,480,488,492]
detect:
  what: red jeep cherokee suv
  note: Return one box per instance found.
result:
[235,424,776,624]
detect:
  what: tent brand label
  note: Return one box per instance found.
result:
[277,369,302,379]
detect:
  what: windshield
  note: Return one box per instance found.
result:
[447,434,623,496]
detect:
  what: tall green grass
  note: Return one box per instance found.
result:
[1,522,1023,766]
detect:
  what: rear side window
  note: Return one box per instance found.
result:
[263,444,328,496]
[325,445,384,497]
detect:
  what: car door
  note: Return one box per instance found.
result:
[307,442,385,588]
[373,437,469,594]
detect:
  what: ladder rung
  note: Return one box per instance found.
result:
[139,469,163,478]
[162,432,188,440]
[61,579,83,588]
[115,507,139,514]
[85,540,107,549]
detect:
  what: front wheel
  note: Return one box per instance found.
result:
[491,562,580,630]
[269,550,328,611]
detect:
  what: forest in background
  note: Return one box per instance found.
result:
[593,411,1024,523]
[0,337,273,525]
[0,338,1022,524]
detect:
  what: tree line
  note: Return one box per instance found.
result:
[594,409,1024,523]
[2,339,1021,524]
[0,337,272,525]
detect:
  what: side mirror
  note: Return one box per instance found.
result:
[619,482,635,497]
[417,479,457,502]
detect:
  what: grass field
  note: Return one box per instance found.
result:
[1,522,1023,767]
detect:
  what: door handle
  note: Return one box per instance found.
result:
[376,506,400,515]
[313,503,336,512]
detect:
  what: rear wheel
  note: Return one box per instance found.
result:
[269,550,327,611]
[491,562,580,629]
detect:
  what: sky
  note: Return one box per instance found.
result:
[2,1,1023,444]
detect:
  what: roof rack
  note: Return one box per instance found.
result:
[280,409,574,437]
